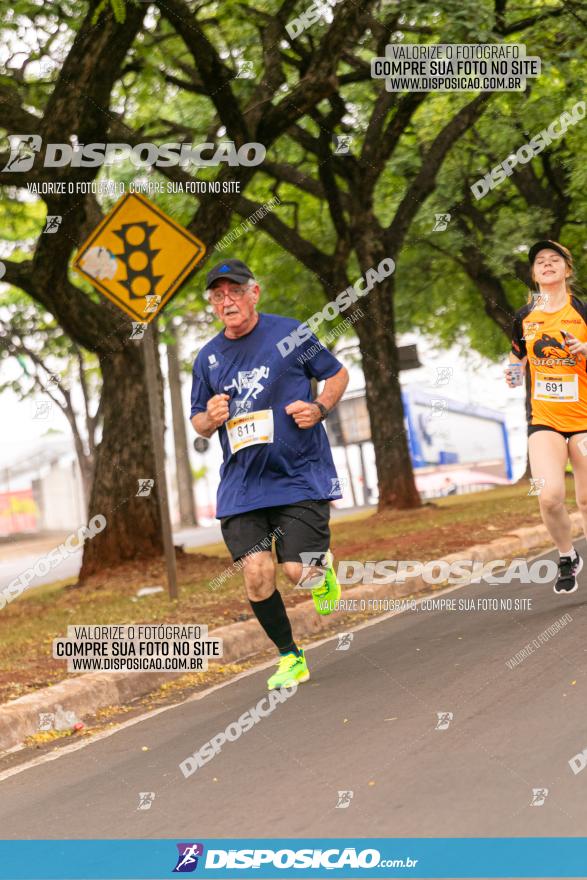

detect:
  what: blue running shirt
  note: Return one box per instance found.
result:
[190,313,343,517]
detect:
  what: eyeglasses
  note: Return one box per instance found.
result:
[206,284,251,304]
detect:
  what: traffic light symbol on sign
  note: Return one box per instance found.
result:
[72,193,206,322]
[113,221,163,301]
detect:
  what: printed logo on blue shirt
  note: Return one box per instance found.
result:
[224,366,269,397]
[225,366,270,416]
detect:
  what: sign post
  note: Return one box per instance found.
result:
[143,318,178,599]
[72,193,207,600]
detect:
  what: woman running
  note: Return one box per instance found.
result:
[508,240,587,594]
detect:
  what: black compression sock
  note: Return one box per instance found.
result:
[249,589,299,655]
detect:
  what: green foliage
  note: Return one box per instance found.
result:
[92,0,127,25]
[0,288,100,414]
[0,0,585,368]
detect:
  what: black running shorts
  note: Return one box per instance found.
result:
[528,424,587,440]
[220,500,331,563]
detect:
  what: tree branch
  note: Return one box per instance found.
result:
[256,0,377,144]
[236,193,334,285]
[385,93,492,251]
[154,0,251,145]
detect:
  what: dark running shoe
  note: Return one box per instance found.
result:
[554,550,583,594]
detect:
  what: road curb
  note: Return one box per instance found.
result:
[0,512,582,751]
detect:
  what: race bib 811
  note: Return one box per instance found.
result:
[226,409,274,454]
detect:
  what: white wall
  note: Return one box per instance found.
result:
[38,457,86,530]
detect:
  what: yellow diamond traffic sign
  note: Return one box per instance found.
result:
[72,192,206,322]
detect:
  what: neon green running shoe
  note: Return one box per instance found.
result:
[267,650,310,690]
[311,554,341,615]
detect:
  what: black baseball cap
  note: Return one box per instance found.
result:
[528,240,572,265]
[206,259,255,288]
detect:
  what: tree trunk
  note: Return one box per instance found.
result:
[355,276,421,510]
[79,346,162,579]
[63,406,96,515]
[351,223,421,510]
[166,324,198,527]
[77,450,94,516]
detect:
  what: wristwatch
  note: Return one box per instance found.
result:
[313,401,329,421]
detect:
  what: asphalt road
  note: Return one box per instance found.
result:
[0,542,586,839]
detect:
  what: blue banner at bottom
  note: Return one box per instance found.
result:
[0,838,583,879]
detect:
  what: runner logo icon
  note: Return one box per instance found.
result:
[224,366,269,398]
[336,790,354,808]
[173,843,204,872]
[435,711,453,730]
[225,366,270,415]
[2,134,42,172]
[530,788,549,806]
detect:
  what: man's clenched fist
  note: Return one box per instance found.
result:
[285,400,322,429]
[207,393,230,428]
